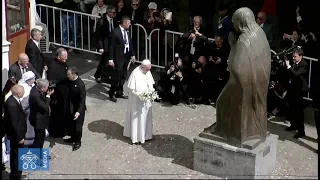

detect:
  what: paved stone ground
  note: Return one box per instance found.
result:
[2,51,318,179]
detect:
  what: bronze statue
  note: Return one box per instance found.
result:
[203,7,271,148]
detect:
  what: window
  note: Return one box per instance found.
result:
[6,0,27,35]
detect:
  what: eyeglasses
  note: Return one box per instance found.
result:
[256,17,262,20]
[109,11,116,14]
[132,3,138,6]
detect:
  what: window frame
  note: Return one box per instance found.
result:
[6,0,30,39]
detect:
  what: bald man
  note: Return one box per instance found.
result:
[3,85,27,180]
[256,11,274,47]
[8,53,40,81]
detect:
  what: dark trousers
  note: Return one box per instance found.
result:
[9,140,24,180]
[287,91,305,132]
[94,52,108,79]
[315,109,319,137]
[109,58,130,97]
[32,129,46,148]
[68,113,85,144]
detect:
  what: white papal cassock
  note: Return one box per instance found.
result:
[123,64,155,144]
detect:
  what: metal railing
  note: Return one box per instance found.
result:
[36,4,318,100]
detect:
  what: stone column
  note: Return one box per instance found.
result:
[29,0,36,29]
[2,0,11,89]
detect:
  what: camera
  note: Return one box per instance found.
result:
[195,62,202,69]
[48,81,56,90]
[152,11,160,18]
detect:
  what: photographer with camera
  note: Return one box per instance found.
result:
[181,16,208,71]
[284,48,308,139]
[186,56,210,106]
[157,54,185,105]
[29,79,54,150]
[206,35,230,103]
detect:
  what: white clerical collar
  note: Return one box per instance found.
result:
[260,23,264,28]
[73,76,79,81]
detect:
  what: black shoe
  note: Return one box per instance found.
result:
[21,174,27,179]
[95,77,101,83]
[64,138,75,143]
[109,96,117,102]
[285,126,297,131]
[2,164,5,170]
[293,131,306,139]
[72,143,81,151]
[115,94,128,99]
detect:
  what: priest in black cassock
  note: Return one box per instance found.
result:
[47,48,69,138]
[65,67,86,151]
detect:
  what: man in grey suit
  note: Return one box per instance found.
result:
[256,11,274,48]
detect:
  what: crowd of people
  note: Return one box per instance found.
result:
[2,28,87,179]
[2,0,320,179]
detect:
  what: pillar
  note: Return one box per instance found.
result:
[2,0,11,89]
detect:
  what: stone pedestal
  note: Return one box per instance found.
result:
[193,134,279,179]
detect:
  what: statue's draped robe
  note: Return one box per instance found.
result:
[214,9,271,146]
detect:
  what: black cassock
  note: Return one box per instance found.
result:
[67,77,86,144]
[47,59,69,137]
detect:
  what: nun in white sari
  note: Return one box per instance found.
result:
[18,71,36,146]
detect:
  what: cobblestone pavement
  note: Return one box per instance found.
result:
[2,52,318,179]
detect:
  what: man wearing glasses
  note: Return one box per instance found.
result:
[94,5,118,83]
[256,11,274,48]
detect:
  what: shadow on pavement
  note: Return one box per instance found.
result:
[88,119,194,169]
[267,119,317,153]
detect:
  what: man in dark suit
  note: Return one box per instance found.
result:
[256,11,274,48]
[285,48,308,139]
[29,79,53,149]
[94,5,118,83]
[216,4,233,42]
[3,85,27,180]
[25,28,47,76]
[108,16,136,102]
[65,67,87,151]
[8,53,40,81]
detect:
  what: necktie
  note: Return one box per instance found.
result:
[123,30,128,44]
[22,67,26,74]
[131,10,135,21]
[109,19,113,32]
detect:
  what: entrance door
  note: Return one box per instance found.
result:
[6,0,30,65]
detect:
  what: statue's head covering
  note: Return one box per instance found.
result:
[20,71,35,83]
[231,7,257,33]
[142,59,151,66]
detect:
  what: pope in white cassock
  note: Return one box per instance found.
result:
[124,59,154,144]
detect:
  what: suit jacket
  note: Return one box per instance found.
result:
[216,16,233,40]
[3,96,27,142]
[69,77,87,115]
[288,59,309,94]
[29,86,51,129]
[8,61,40,81]
[108,26,135,68]
[261,23,274,47]
[96,14,119,51]
[25,39,46,75]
